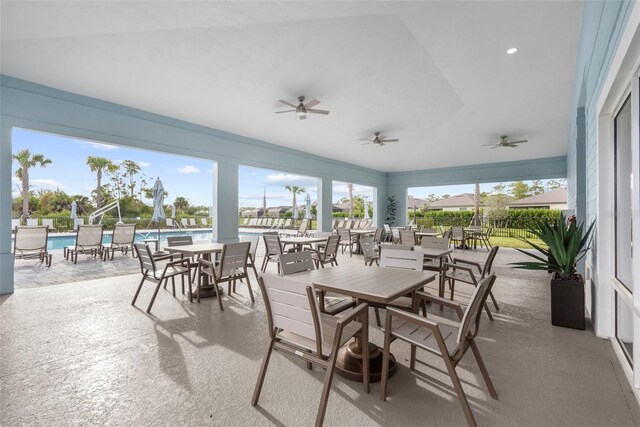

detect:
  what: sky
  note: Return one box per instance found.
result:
[11,128,376,209]
[408,179,566,199]
[11,128,214,206]
[12,128,562,210]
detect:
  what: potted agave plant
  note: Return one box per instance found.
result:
[511,213,595,330]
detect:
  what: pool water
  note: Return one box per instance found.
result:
[44,230,216,251]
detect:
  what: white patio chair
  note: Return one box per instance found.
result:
[104,223,136,260]
[180,218,189,229]
[13,225,52,267]
[239,235,260,279]
[198,242,253,308]
[283,218,292,228]
[252,274,369,427]
[26,218,38,226]
[200,217,208,227]
[132,243,192,313]
[189,218,197,228]
[381,274,499,427]
[11,219,21,231]
[166,218,176,229]
[41,218,55,230]
[65,224,104,264]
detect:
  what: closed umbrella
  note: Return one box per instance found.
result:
[70,201,77,219]
[364,199,370,220]
[304,193,312,220]
[171,205,176,219]
[293,204,299,221]
[152,178,166,243]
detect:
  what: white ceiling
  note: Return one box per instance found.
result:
[0,1,583,172]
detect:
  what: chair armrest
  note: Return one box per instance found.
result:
[198,258,214,269]
[443,263,476,276]
[453,258,482,272]
[153,254,174,262]
[385,306,440,332]
[166,258,190,268]
[336,302,368,326]
[414,291,464,319]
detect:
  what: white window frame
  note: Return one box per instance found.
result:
[596,2,640,395]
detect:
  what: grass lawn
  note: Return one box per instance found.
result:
[488,236,546,249]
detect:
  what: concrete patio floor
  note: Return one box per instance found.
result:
[2,245,639,426]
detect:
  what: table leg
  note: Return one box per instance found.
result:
[335,299,396,383]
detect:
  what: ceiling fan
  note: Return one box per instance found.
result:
[361,132,399,147]
[275,96,330,120]
[484,135,528,149]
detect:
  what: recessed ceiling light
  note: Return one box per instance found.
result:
[506,48,518,55]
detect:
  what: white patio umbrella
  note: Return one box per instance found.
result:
[152,178,166,241]
[293,204,299,221]
[171,205,176,219]
[304,193,312,220]
[70,201,77,219]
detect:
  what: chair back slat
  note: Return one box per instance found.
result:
[451,226,464,238]
[360,236,378,264]
[167,235,194,247]
[134,243,156,272]
[324,235,340,257]
[259,275,320,343]
[399,229,416,246]
[373,227,383,243]
[337,228,351,242]
[14,226,48,251]
[76,225,104,247]
[279,251,315,275]
[263,234,283,256]
[379,247,423,271]
[481,246,500,278]
[457,274,497,343]
[112,224,136,245]
[219,242,250,277]
[420,236,449,250]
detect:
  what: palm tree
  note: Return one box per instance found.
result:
[284,185,306,216]
[13,149,52,219]
[86,156,119,209]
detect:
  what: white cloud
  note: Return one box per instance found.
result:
[265,173,317,185]
[31,178,65,190]
[76,140,118,150]
[139,161,151,168]
[177,165,200,174]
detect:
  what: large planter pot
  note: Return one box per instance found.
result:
[550,274,585,330]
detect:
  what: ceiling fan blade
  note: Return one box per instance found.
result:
[304,99,320,108]
[298,114,307,120]
[275,110,296,114]
[361,141,373,145]
[509,140,528,144]
[381,139,399,143]
[278,100,297,108]
[482,143,497,146]
[359,138,374,142]
[307,108,330,115]
[506,144,518,148]
[489,145,499,149]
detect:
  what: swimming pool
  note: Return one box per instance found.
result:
[12,229,263,251]
[43,230,215,251]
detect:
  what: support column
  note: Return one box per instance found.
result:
[317,176,333,233]
[0,124,14,294]
[212,159,239,243]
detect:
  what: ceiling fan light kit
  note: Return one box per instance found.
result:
[276,95,330,120]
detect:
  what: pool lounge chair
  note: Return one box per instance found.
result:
[189,218,197,228]
[65,224,104,264]
[13,225,52,267]
[180,218,190,229]
[166,218,177,229]
[26,218,38,226]
[200,217,209,227]
[41,218,56,230]
[103,223,137,260]
[73,218,85,231]
[11,219,21,231]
